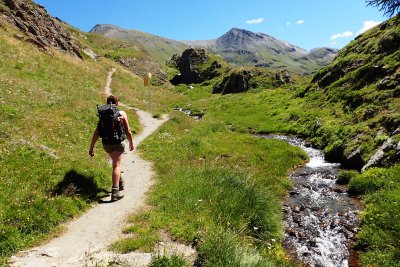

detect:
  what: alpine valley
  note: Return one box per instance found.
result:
[0,0,399,266]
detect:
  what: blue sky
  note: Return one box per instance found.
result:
[35,0,387,51]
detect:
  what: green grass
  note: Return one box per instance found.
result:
[0,24,142,263]
[149,254,189,267]
[111,112,306,265]
[348,165,400,267]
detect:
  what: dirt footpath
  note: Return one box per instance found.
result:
[10,69,169,267]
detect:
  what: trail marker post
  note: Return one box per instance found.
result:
[144,72,152,111]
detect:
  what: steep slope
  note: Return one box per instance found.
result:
[303,15,400,169]
[90,24,189,65]
[80,31,169,84]
[1,0,81,57]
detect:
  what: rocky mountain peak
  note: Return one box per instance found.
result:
[216,27,271,49]
[89,24,124,34]
[225,28,268,39]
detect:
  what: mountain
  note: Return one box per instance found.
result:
[90,24,189,64]
[185,28,338,74]
[90,25,338,75]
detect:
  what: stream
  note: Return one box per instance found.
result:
[173,107,204,120]
[260,135,362,267]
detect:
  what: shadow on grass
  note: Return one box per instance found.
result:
[54,169,108,200]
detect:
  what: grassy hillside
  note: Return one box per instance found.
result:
[304,15,400,169]
[90,24,189,65]
[0,16,149,263]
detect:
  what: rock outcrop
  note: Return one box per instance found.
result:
[3,0,82,58]
[361,138,398,171]
[213,68,293,95]
[275,70,293,85]
[213,69,253,94]
[170,48,224,85]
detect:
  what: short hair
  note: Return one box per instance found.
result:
[106,95,118,104]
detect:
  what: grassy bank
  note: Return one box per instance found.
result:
[0,25,142,263]
[347,165,400,266]
[111,112,307,265]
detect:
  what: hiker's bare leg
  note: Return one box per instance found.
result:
[109,151,123,188]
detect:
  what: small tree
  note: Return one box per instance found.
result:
[366,0,400,17]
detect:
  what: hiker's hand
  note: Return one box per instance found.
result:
[89,147,95,157]
[129,143,134,151]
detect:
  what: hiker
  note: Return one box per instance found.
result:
[89,95,134,201]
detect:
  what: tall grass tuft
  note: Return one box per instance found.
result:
[148,254,189,267]
[349,165,400,266]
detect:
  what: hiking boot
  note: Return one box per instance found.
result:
[111,187,124,202]
[119,177,124,191]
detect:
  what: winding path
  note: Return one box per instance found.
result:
[11,68,169,267]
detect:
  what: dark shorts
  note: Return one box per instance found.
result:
[102,141,125,153]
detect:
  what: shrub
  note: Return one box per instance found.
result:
[336,170,358,185]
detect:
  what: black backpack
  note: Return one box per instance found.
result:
[97,104,126,144]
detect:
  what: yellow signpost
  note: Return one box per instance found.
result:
[144,73,152,111]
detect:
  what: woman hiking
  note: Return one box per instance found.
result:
[89,95,134,201]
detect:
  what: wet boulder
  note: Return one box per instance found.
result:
[362,137,399,171]
[342,147,365,170]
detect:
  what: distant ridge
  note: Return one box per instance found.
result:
[90,24,338,74]
[90,24,189,64]
[184,28,338,74]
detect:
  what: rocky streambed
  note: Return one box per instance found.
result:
[260,135,362,267]
[173,107,204,120]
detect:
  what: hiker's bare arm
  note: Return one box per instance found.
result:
[120,111,134,151]
[89,126,100,157]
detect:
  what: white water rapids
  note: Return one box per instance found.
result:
[260,135,361,267]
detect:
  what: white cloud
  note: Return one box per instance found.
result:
[357,20,380,35]
[296,19,304,25]
[286,22,291,26]
[246,18,264,25]
[331,31,353,40]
